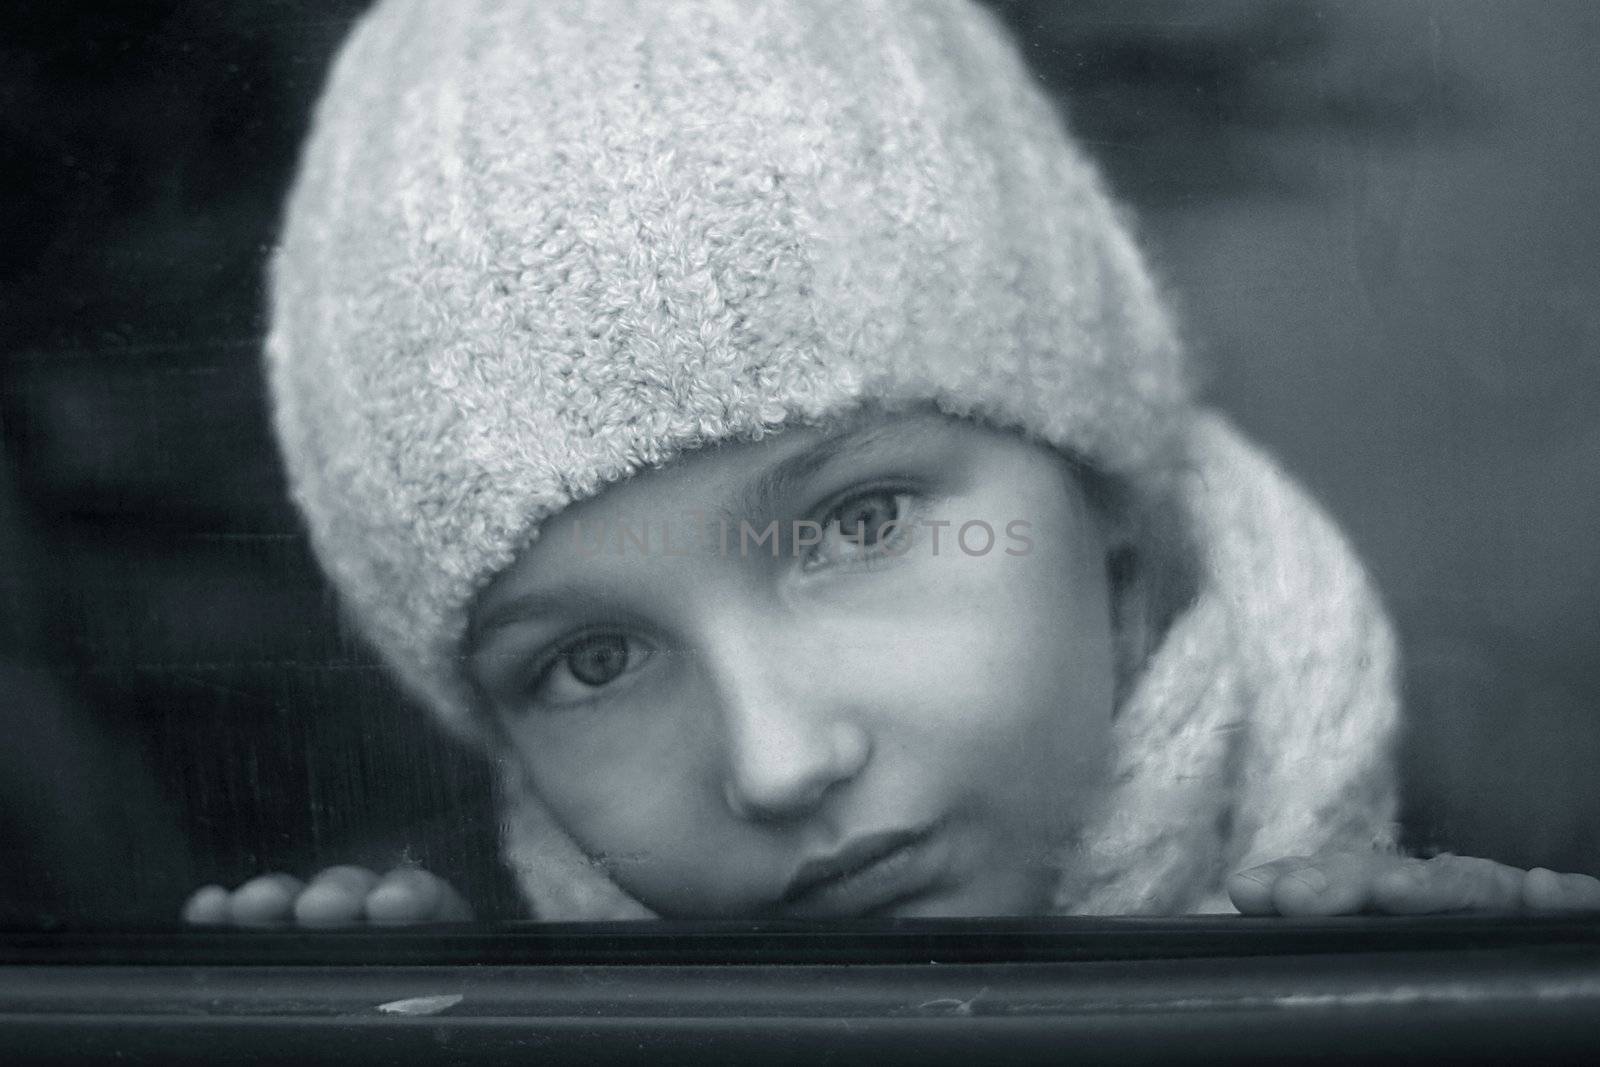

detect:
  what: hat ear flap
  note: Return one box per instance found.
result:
[1189,416,1403,874]
[1059,412,1400,915]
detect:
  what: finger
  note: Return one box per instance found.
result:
[1369,857,1433,913]
[365,867,442,925]
[294,866,381,926]
[1269,852,1385,917]
[1427,854,1525,913]
[182,885,229,925]
[313,865,383,894]
[1373,854,1524,914]
[1227,857,1313,916]
[1522,867,1600,913]
[227,873,305,925]
[429,873,475,922]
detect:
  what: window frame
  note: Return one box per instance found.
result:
[4,916,1599,1063]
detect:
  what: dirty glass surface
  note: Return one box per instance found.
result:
[2,0,1598,932]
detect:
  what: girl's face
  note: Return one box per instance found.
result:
[467,411,1120,917]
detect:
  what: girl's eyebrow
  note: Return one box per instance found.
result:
[729,419,917,524]
[466,589,584,658]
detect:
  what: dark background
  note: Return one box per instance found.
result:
[1,1,1595,922]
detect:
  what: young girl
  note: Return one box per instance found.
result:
[187,0,1598,924]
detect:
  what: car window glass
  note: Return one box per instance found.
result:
[1,0,1596,930]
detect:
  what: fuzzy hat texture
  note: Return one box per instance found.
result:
[268,0,1400,916]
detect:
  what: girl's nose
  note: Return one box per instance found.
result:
[708,633,873,822]
[721,718,873,822]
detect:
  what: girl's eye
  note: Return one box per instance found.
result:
[526,633,653,707]
[806,488,920,570]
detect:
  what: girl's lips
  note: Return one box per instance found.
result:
[777,822,946,918]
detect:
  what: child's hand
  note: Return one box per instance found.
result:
[1229,851,1600,916]
[181,865,474,926]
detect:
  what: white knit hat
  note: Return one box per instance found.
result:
[268,0,1400,916]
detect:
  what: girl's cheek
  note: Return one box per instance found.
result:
[509,684,730,850]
